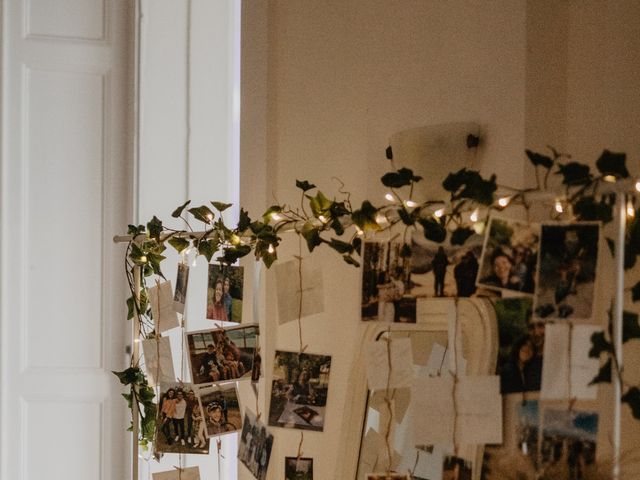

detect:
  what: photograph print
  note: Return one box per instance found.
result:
[477,217,539,295]
[173,262,190,314]
[238,409,274,480]
[361,241,416,322]
[494,298,543,394]
[268,351,331,432]
[442,455,472,480]
[187,324,259,385]
[410,230,484,298]
[197,382,242,437]
[285,457,313,480]
[155,382,210,455]
[534,222,600,321]
[207,264,244,322]
[540,408,598,479]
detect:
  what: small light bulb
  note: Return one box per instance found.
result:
[498,196,510,208]
[473,222,485,234]
[230,234,240,245]
[470,209,479,223]
[604,175,617,183]
[627,201,635,218]
[355,226,364,236]
[555,200,564,213]
[375,213,387,225]
[434,208,444,218]
[318,215,327,223]
[206,213,214,222]
[635,180,640,192]
[271,213,283,221]
[139,255,147,263]
[134,338,141,343]
[267,244,275,254]
[385,192,395,202]
[405,200,418,208]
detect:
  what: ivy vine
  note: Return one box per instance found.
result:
[115,144,640,446]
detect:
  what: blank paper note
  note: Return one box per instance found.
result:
[141,336,175,386]
[148,281,179,333]
[366,337,414,391]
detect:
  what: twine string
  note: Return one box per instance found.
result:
[452,300,459,457]
[383,328,394,474]
[297,431,305,460]
[297,237,307,354]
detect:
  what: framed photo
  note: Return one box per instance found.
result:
[207,264,244,322]
[533,222,600,321]
[173,262,190,314]
[285,456,313,480]
[187,324,259,385]
[362,241,416,322]
[410,231,484,298]
[477,217,539,295]
[196,382,242,437]
[155,382,210,454]
[238,409,274,480]
[268,351,331,432]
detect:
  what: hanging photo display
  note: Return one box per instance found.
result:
[410,231,484,298]
[442,455,472,480]
[533,222,600,321]
[152,466,200,480]
[186,324,259,385]
[173,263,190,314]
[477,217,540,295]
[361,241,416,322]
[268,351,331,432]
[196,382,242,437]
[206,264,244,322]
[493,298,543,394]
[238,409,274,480]
[285,456,313,480]
[540,408,599,477]
[155,382,210,454]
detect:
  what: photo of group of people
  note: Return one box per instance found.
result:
[206,264,244,322]
[196,382,242,437]
[155,382,210,455]
[285,457,314,480]
[268,351,332,432]
[187,324,259,385]
[494,298,544,395]
[238,409,274,480]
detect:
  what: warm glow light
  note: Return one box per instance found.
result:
[405,200,418,208]
[635,181,640,192]
[230,234,240,245]
[498,196,510,208]
[206,213,214,221]
[555,200,564,213]
[271,212,283,221]
[434,208,444,218]
[318,215,327,223]
[473,222,485,234]
[604,175,617,183]
[139,255,147,263]
[375,213,387,225]
[470,209,479,223]
[627,201,635,218]
[385,192,395,202]
[268,244,275,254]
[355,226,364,236]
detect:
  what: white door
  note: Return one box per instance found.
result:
[0,1,132,479]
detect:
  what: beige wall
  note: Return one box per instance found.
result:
[242,0,640,478]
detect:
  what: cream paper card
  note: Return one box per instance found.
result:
[366,337,414,391]
[141,336,175,386]
[152,467,200,480]
[275,258,324,324]
[148,281,179,333]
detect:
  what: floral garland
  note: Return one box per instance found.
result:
[114,145,640,447]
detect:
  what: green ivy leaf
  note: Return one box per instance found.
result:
[352,237,362,255]
[188,205,215,223]
[112,367,144,386]
[343,254,360,267]
[596,150,628,179]
[588,331,612,358]
[198,239,218,262]
[301,222,322,253]
[419,218,446,243]
[398,207,414,226]
[168,237,190,254]
[572,196,612,223]
[171,200,191,218]
[589,358,612,385]
[632,281,640,302]
[222,244,252,264]
[329,238,353,254]
[237,208,252,232]
[296,180,316,192]
[330,218,344,236]
[450,227,475,246]
[126,296,135,320]
[400,244,412,258]
[307,191,333,218]
[385,145,393,160]
[442,168,497,205]
[352,201,381,231]
[128,224,145,236]
[525,149,553,169]
[556,162,592,186]
[622,387,640,419]
[211,201,232,212]
[381,167,422,189]
[263,205,283,222]
[623,310,640,343]
[249,220,267,234]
